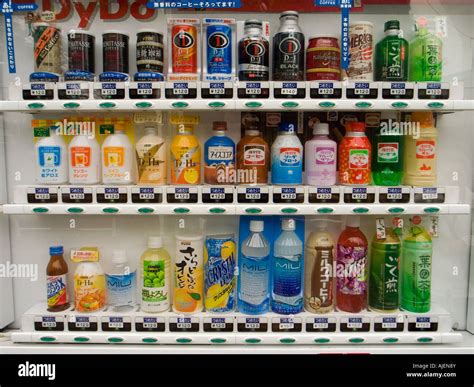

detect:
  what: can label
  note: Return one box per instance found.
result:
[47,274,68,308]
[137,32,164,73]
[103,33,129,74]
[349,149,369,169]
[347,23,374,80]
[238,37,269,81]
[272,32,305,81]
[34,25,62,74]
[204,236,237,312]
[306,37,341,81]
[68,32,95,74]
[369,244,400,310]
[377,143,399,163]
[172,25,198,74]
[207,25,232,74]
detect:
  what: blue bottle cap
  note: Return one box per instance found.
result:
[49,246,64,255]
[279,122,296,133]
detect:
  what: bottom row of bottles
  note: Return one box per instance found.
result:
[47,216,433,317]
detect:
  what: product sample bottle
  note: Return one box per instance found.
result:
[170,124,201,185]
[409,17,442,82]
[336,217,368,313]
[47,246,70,312]
[238,220,271,314]
[35,129,68,184]
[304,221,334,314]
[272,11,305,81]
[74,260,106,313]
[374,20,409,81]
[339,122,372,185]
[305,123,337,186]
[271,218,303,315]
[238,19,269,81]
[404,112,438,186]
[400,220,432,313]
[204,121,235,185]
[372,112,404,186]
[106,250,136,312]
[236,126,270,184]
[140,236,171,313]
[271,122,303,185]
[135,126,167,185]
[102,125,134,185]
[69,134,101,185]
[369,227,401,312]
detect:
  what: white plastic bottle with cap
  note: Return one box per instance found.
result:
[105,250,136,312]
[305,123,337,186]
[69,134,101,184]
[35,128,68,184]
[238,220,271,315]
[102,125,135,185]
[140,236,171,313]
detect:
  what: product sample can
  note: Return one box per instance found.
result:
[347,22,374,81]
[136,30,164,73]
[33,23,62,74]
[173,235,204,313]
[204,235,237,313]
[68,30,95,74]
[102,31,129,74]
[306,36,341,81]
[171,24,198,74]
[206,24,232,74]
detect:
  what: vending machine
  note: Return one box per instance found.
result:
[0,0,473,357]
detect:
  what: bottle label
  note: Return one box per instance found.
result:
[137,142,166,184]
[104,147,125,167]
[423,44,442,79]
[273,255,302,303]
[377,142,399,163]
[238,37,269,80]
[336,245,368,296]
[416,141,435,159]
[74,273,106,312]
[47,274,68,308]
[349,149,369,169]
[386,40,404,79]
[369,245,400,310]
[244,145,266,166]
[315,147,335,165]
[71,146,91,167]
[306,246,333,310]
[142,260,167,306]
[39,146,61,167]
[207,146,234,164]
[106,272,136,307]
[240,255,270,306]
[279,147,301,167]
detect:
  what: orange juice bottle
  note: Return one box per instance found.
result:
[170,123,201,185]
[404,112,438,186]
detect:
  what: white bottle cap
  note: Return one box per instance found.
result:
[313,123,329,136]
[148,236,163,248]
[282,218,296,231]
[315,219,328,229]
[112,250,127,264]
[250,220,264,233]
[346,216,360,228]
[144,126,157,134]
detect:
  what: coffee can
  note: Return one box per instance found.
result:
[171,24,198,74]
[306,36,341,81]
[33,22,62,75]
[68,30,95,74]
[206,24,232,74]
[136,30,164,73]
[102,31,130,74]
[346,21,374,81]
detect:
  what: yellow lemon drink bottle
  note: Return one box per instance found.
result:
[170,123,201,185]
[204,235,237,312]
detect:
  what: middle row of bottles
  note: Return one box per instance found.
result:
[47,215,434,316]
[34,111,438,187]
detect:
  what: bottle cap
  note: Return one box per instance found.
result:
[280,10,299,19]
[313,123,329,135]
[148,236,163,248]
[315,219,328,229]
[279,122,296,133]
[250,220,264,233]
[144,126,157,134]
[114,122,126,133]
[411,112,434,127]
[282,218,296,231]
[381,111,398,120]
[348,122,366,133]
[245,129,260,136]
[245,19,262,29]
[384,20,400,31]
[49,246,64,255]
[112,250,127,264]
[346,216,360,228]
[213,121,227,131]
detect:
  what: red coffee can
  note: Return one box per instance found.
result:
[171,24,198,74]
[306,36,341,81]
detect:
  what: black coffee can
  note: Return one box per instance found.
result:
[102,31,129,74]
[136,30,164,73]
[68,30,95,74]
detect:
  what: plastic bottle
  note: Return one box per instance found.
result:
[372,112,404,186]
[339,122,372,185]
[238,220,271,314]
[170,124,201,185]
[68,134,101,184]
[106,250,136,312]
[102,125,134,185]
[74,260,106,313]
[204,121,236,185]
[374,20,409,81]
[236,126,270,184]
[409,17,442,82]
[46,246,70,312]
[35,128,68,184]
[400,219,432,313]
[304,221,334,314]
[140,236,171,313]
[404,112,438,186]
[271,122,303,185]
[135,126,167,185]
[304,123,337,186]
[271,218,303,315]
[336,216,368,313]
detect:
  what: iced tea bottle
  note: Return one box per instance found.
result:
[236,126,270,184]
[47,246,70,312]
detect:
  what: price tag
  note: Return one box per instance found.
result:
[169,316,200,332]
[373,315,404,332]
[237,187,269,204]
[273,82,306,99]
[271,317,302,332]
[408,316,438,331]
[237,317,268,332]
[34,316,64,331]
[94,82,126,99]
[305,317,337,332]
[101,316,132,332]
[378,187,411,203]
[344,187,375,203]
[308,187,340,204]
[27,187,58,204]
[340,316,370,332]
[237,82,270,99]
[309,81,343,99]
[417,82,450,99]
[346,82,378,99]
[273,186,305,203]
[68,315,98,331]
[135,316,166,332]
[129,82,161,99]
[165,82,198,99]
[201,82,234,98]
[203,317,234,332]
[415,318,431,329]
[58,82,90,100]
[414,187,445,203]
[61,187,93,204]
[382,82,415,99]
[96,187,128,203]
[131,187,162,203]
[166,187,199,204]
[202,186,234,204]
[23,83,55,100]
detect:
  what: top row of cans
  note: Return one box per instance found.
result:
[32,12,442,84]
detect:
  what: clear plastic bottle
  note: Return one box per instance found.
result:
[271,218,303,315]
[238,220,271,314]
[106,250,136,312]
